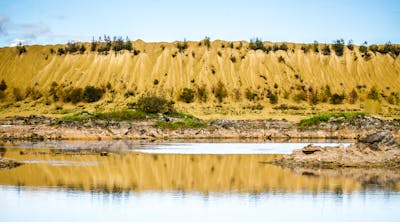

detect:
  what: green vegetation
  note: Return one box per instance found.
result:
[322,44,331,55]
[249,38,265,51]
[177,39,188,52]
[25,87,42,100]
[83,86,104,103]
[16,43,27,55]
[348,89,358,104]
[267,91,279,104]
[202,36,211,49]
[0,80,7,91]
[62,110,154,121]
[301,44,311,53]
[230,55,236,63]
[213,81,228,102]
[245,88,258,101]
[179,88,195,103]
[359,41,368,54]
[299,112,366,126]
[330,93,345,104]
[367,86,380,101]
[197,85,208,102]
[136,94,175,114]
[332,39,345,56]
[347,40,354,51]
[156,119,206,129]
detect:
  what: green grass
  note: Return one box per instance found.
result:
[62,110,157,121]
[167,111,195,119]
[299,112,366,126]
[156,119,206,129]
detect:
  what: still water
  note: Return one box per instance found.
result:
[0,141,399,221]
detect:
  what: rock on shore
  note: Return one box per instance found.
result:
[275,131,400,168]
[0,115,399,140]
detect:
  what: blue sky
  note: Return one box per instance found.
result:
[0,0,399,46]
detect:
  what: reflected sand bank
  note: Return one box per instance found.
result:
[1,147,399,193]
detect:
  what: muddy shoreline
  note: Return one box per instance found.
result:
[0,115,399,141]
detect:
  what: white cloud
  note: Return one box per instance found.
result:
[10,38,26,47]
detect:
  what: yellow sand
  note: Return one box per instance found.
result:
[0,40,399,119]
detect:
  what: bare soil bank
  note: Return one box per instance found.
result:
[0,115,399,141]
[274,131,400,169]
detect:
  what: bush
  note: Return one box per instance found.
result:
[112,36,124,52]
[279,43,288,51]
[136,94,175,114]
[124,90,135,98]
[349,89,358,104]
[330,93,345,104]
[387,92,399,105]
[230,55,236,63]
[177,39,188,52]
[153,79,159,85]
[66,41,79,53]
[57,48,66,55]
[369,44,379,53]
[91,37,97,51]
[25,87,42,100]
[214,81,228,102]
[332,39,345,56]
[69,88,83,104]
[16,43,27,55]
[301,44,311,53]
[308,90,319,105]
[278,56,285,63]
[233,88,241,101]
[79,45,86,54]
[83,86,104,103]
[313,41,319,53]
[245,88,258,101]
[48,81,59,101]
[347,40,354,51]
[202,36,211,49]
[322,44,331,55]
[359,41,368,54]
[367,86,379,100]
[320,85,332,103]
[249,38,265,51]
[267,92,279,104]
[0,80,7,91]
[293,91,307,102]
[13,88,23,101]
[179,88,195,103]
[197,85,208,102]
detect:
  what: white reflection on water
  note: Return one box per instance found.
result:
[132,142,350,154]
[1,186,399,222]
[3,141,351,154]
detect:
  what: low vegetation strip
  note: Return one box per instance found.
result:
[156,119,206,129]
[62,110,156,121]
[299,112,366,126]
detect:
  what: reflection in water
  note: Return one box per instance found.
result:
[1,140,351,154]
[1,146,400,193]
[1,186,399,222]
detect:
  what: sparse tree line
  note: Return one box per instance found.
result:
[14,36,400,61]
